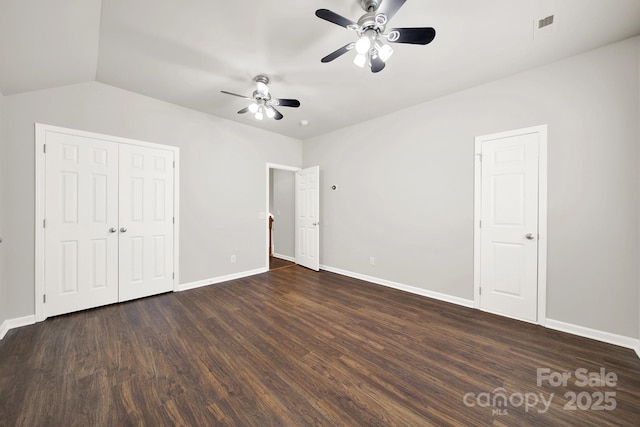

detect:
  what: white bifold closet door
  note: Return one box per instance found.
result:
[118,144,174,302]
[45,133,120,316]
[44,133,175,317]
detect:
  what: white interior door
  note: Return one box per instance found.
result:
[118,144,175,302]
[479,132,539,322]
[295,166,320,271]
[44,133,119,317]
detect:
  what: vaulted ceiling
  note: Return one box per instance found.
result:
[1,0,640,140]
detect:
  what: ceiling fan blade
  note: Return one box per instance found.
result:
[388,27,436,45]
[221,90,252,100]
[370,56,386,73]
[271,107,284,120]
[273,98,301,108]
[315,9,357,29]
[321,43,354,63]
[376,0,407,21]
[237,107,250,114]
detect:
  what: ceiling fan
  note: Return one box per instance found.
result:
[220,75,301,121]
[316,0,436,73]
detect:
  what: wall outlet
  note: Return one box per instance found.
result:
[369,257,375,265]
[231,255,236,263]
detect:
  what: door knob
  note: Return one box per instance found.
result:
[120,227,127,233]
[525,233,535,240]
[109,227,117,233]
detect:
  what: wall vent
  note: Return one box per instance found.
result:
[538,15,554,29]
[533,13,557,40]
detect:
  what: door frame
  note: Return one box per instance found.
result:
[34,123,181,322]
[265,163,300,269]
[473,124,548,325]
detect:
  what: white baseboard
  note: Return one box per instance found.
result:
[177,267,267,292]
[0,315,36,340]
[320,264,475,308]
[0,320,8,340]
[545,319,639,353]
[273,253,295,263]
[319,265,639,360]
[4,270,638,362]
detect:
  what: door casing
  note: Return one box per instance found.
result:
[265,163,300,269]
[35,123,180,322]
[474,124,548,325]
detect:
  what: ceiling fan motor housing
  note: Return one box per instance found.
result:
[254,75,270,86]
[357,12,387,35]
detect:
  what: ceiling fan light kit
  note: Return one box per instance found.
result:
[220,74,301,121]
[316,0,436,73]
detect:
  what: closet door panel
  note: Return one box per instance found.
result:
[44,133,119,316]
[119,144,175,302]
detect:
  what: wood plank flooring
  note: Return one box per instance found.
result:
[1,266,639,426]
[269,256,295,271]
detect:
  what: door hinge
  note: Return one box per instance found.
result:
[479,220,482,228]
[43,294,46,303]
[479,287,482,296]
[173,161,175,168]
[476,152,482,161]
[43,144,46,154]
[173,217,175,224]
[43,219,46,228]
[172,272,175,280]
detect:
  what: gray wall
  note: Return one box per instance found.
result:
[304,37,640,339]
[271,169,295,259]
[0,89,6,325]
[2,81,302,319]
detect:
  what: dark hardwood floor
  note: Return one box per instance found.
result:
[269,256,295,271]
[1,266,639,426]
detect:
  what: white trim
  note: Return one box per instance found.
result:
[546,319,639,353]
[266,163,300,173]
[173,148,181,292]
[34,123,180,322]
[265,163,300,271]
[473,124,548,325]
[320,265,475,308]
[473,141,482,309]
[0,320,8,340]
[34,124,46,322]
[636,42,640,364]
[177,267,267,292]
[537,125,548,326]
[273,253,295,263]
[319,264,639,360]
[0,315,36,340]
[36,124,180,151]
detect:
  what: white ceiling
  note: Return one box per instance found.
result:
[1,0,640,140]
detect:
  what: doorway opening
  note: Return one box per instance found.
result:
[266,164,298,271]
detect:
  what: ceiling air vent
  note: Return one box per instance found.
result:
[538,15,555,29]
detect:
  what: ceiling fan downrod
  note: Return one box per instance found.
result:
[360,0,382,12]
